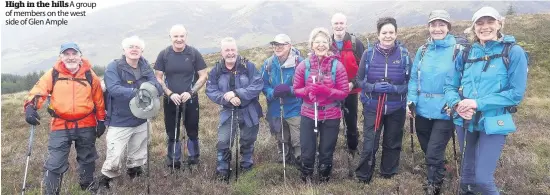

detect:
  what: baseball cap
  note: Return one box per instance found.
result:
[270,34,291,45]
[428,10,451,23]
[60,42,81,54]
[472,6,503,24]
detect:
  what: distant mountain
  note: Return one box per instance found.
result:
[2,1,549,75]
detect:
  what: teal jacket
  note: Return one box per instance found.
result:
[261,49,304,119]
[408,34,457,120]
[444,35,528,132]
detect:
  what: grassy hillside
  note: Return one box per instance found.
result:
[2,13,549,195]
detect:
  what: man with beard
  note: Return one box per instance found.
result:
[23,42,106,194]
[330,13,366,159]
[154,24,208,169]
[206,37,263,181]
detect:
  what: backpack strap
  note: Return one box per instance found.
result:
[501,43,514,70]
[304,58,338,84]
[416,45,428,94]
[331,59,338,82]
[400,45,411,82]
[305,58,311,84]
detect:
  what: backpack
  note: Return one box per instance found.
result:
[48,69,97,128]
[303,57,339,83]
[415,34,469,94]
[459,42,529,113]
[212,57,255,82]
[417,34,470,64]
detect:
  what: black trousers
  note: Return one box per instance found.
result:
[356,107,405,182]
[415,115,454,185]
[343,93,359,151]
[300,116,340,171]
[163,95,200,141]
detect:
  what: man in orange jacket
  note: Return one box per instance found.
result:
[23,42,106,194]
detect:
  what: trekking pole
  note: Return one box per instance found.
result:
[280,98,286,184]
[369,94,383,167]
[235,108,240,181]
[450,110,460,193]
[458,118,471,195]
[147,119,151,195]
[407,103,416,172]
[311,75,318,134]
[21,97,38,195]
[172,105,180,173]
[228,107,235,183]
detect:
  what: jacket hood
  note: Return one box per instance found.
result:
[278,47,301,69]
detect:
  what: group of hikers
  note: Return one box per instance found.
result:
[22,6,528,195]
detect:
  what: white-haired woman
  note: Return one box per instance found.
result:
[96,35,163,190]
[444,6,528,195]
[293,27,349,183]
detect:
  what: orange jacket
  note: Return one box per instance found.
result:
[24,58,106,131]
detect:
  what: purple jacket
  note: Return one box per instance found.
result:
[357,41,411,114]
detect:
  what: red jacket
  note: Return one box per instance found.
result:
[333,35,362,94]
[293,54,349,120]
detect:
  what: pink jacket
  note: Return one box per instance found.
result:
[293,54,349,120]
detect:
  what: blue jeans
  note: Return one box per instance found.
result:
[456,126,506,195]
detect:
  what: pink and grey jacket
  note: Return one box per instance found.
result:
[293,54,349,120]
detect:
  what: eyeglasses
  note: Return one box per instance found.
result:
[313,40,328,45]
[271,43,289,48]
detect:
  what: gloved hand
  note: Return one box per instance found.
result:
[273,84,291,98]
[373,82,390,93]
[25,105,41,125]
[311,84,332,96]
[308,91,317,102]
[96,120,106,138]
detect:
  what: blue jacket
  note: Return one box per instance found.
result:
[408,34,457,120]
[104,56,163,127]
[260,49,304,119]
[206,56,264,127]
[358,41,411,114]
[444,35,528,131]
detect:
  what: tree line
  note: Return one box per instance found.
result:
[1,66,106,95]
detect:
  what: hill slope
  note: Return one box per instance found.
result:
[2,13,549,195]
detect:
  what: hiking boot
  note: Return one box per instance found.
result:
[127,166,143,179]
[187,138,200,165]
[318,164,333,183]
[459,183,476,195]
[300,163,314,183]
[380,173,395,179]
[216,170,230,182]
[240,165,253,173]
[167,161,181,170]
[96,175,112,189]
[80,182,97,193]
[188,156,200,166]
[423,182,442,195]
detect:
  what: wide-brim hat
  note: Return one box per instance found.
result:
[130,82,161,119]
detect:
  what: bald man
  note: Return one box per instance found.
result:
[154,24,208,170]
[330,13,365,157]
